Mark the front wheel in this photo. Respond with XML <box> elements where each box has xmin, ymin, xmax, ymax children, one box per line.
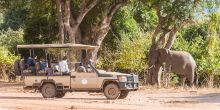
<box><xmin>104</xmin><ymin>83</ymin><xmax>121</xmax><ymax>100</ymax></box>
<box><xmin>118</xmin><ymin>90</ymin><xmax>129</xmax><ymax>99</ymax></box>
<box><xmin>41</xmin><ymin>83</ymin><xmax>57</xmax><ymax>98</ymax></box>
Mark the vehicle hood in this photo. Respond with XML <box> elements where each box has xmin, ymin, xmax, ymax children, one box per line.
<box><xmin>98</xmin><ymin>70</ymin><xmax>131</xmax><ymax>76</ymax></box>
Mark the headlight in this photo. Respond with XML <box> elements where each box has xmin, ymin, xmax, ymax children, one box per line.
<box><xmin>117</xmin><ymin>76</ymin><xmax>127</xmax><ymax>82</ymax></box>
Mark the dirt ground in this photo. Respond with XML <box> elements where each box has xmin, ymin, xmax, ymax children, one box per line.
<box><xmin>0</xmin><ymin>81</ymin><xmax>220</xmax><ymax>110</ymax></box>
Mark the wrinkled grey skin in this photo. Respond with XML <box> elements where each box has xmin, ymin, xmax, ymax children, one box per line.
<box><xmin>149</xmin><ymin>48</ymin><xmax>196</xmax><ymax>87</ymax></box>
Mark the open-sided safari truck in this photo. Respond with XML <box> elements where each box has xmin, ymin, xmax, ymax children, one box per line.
<box><xmin>14</xmin><ymin>43</ymin><xmax>139</xmax><ymax>99</ymax></box>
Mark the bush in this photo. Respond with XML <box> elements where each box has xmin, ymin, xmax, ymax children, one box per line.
<box><xmin>115</xmin><ymin>32</ymin><xmax>151</xmax><ymax>73</ymax></box>
<box><xmin>0</xmin><ymin>47</ymin><xmax>18</xmax><ymax>80</ymax></box>
<box><xmin>98</xmin><ymin>31</ymin><xmax>151</xmax><ymax>76</ymax></box>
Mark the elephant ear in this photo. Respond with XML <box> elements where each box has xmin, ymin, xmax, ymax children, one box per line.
<box><xmin>158</xmin><ymin>48</ymin><xmax>169</xmax><ymax>63</ymax></box>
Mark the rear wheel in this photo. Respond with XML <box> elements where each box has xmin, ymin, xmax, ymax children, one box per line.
<box><xmin>56</xmin><ymin>92</ymin><xmax>66</xmax><ymax>98</ymax></box>
<box><xmin>118</xmin><ymin>90</ymin><xmax>129</xmax><ymax>99</ymax></box>
<box><xmin>104</xmin><ymin>83</ymin><xmax>120</xmax><ymax>100</ymax></box>
<box><xmin>41</xmin><ymin>83</ymin><xmax>57</xmax><ymax>98</ymax></box>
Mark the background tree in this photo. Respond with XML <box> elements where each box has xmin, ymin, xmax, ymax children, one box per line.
<box><xmin>141</xmin><ymin>0</ymin><xmax>201</xmax><ymax>85</ymax></box>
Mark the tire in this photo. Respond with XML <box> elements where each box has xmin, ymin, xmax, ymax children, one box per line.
<box><xmin>56</xmin><ymin>92</ymin><xmax>66</xmax><ymax>98</ymax></box>
<box><xmin>41</xmin><ymin>83</ymin><xmax>57</xmax><ymax>98</ymax></box>
<box><xmin>118</xmin><ymin>90</ymin><xmax>129</xmax><ymax>99</ymax></box>
<box><xmin>104</xmin><ymin>83</ymin><xmax>121</xmax><ymax>100</ymax></box>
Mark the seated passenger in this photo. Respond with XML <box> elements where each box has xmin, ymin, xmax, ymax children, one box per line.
<box><xmin>27</xmin><ymin>57</ymin><xmax>35</xmax><ymax>67</ymax></box>
<box><xmin>39</xmin><ymin>57</ymin><xmax>47</xmax><ymax>70</ymax></box>
<box><xmin>58</xmin><ymin>56</ymin><xmax>70</xmax><ymax>75</ymax></box>
<box><xmin>45</xmin><ymin>65</ymin><xmax>53</xmax><ymax>75</ymax></box>
<box><xmin>76</xmin><ymin>63</ymin><xmax>86</xmax><ymax>72</ymax></box>
<box><xmin>27</xmin><ymin>57</ymin><xmax>36</xmax><ymax>74</ymax></box>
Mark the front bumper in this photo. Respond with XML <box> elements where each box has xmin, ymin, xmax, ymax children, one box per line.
<box><xmin>119</xmin><ymin>82</ymin><xmax>139</xmax><ymax>90</ymax></box>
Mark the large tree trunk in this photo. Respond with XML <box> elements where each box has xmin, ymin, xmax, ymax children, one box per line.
<box><xmin>146</xmin><ymin>1</ymin><xmax>198</xmax><ymax>87</ymax></box>
<box><xmin>88</xmin><ymin>0</ymin><xmax>130</xmax><ymax>63</ymax></box>
<box><xmin>56</xmin><ymin>0</ymin><xmax>64</xmax><ymax>43</ymax></box>
<box><xmin>55</xmin><ymin>0</ymin><xmax>129</xmax><ymax>63</ymax></box>
<box><xmin>91</xmin><ymin>25</ymin><xmax>110</xmax><ymax>63</ymax></box>
<box><xmin>165</xmin><ymin>27</ymin><xmax>177</xmax><ymax>49</ymax></box>
<box><xmin>56</xmin><ymin>0</ymin><xmax>98</xmax><ymax>43</ymax></box>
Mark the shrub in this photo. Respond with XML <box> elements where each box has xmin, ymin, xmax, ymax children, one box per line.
<box><xmin>0</xmin><ymin>47</ymin><xmax>18</xmax><ymax>80</ymax></box>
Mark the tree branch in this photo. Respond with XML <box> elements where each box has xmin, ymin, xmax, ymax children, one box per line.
<box><xmin>154</xmin><ymin>3</ymin><xmax>163</xmax><ymax>20</ymax></box>
<box><xmin>165</xmin><ymin>27</ymin><xmax>178</xmax><ymax>49</ymax></box>
<box><xmin>64</xmin><ymin>0</ymin><xmax>71</xmax><ymax>25</ymax></box>
<box><xmin>157</xmin><ymin>31</ymin><xmax>169</xmax><ymax>47</ymax></box>
<box><xmin>104</xmin><ymin>0</ymin><xmax>130</xmax><ymax>24</ymax></box>
<box><xmin>76</xmin><ymin>0</ymin><xmax>98</xmax><ymax>24</ymax></box>
<box><xmin>95</xmin><ymin>0</ymin><xmax>130</xmax><ymax>35</ymax></box>
<box><xmin>152</xmin><ymin>24</ymin><xmax>161</xmax><ymax>45</ymax></box>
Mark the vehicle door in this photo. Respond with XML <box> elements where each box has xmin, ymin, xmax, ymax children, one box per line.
<box><xmin>71</xmin><ymin>71</ymin><xmax>98</xmax><ymax>89</ymax></box>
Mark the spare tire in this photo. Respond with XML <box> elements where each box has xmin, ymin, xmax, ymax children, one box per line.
<box><xmin>14</xmin><ymin>59</ymin><xmax>21</xmax><ymax>75</ymax></box>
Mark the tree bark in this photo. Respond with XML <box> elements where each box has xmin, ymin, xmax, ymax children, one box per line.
<box><xmin>157</xmin><ymin>31</ymin><xmax>169</xmax><ymax>47</ymax></box>
<box><xmin>89</xmin><ymin>0</ymin><xmax>130</xmax><ymax>63</ymax></box>
<box><xmin>56</xmin><ymin>0</ymin><xmax>64</xmax><ymax>44</ymax></box>
<box><xmin>71</xmin><ymin>0</ymin><xmax>98</xmax><ymax>43</ymax></box>
<box><xmin>165</xmin><ymin>27</ymin><xmax>178</xmax><ymax>49</ymax></box>
<box><xmin>151</xmin><ymin>24</ymin><xmax>161</xmax><ymax>46</ymax></box>
<box><xmin>57</xmin><ymin>0</ymin><xmax>98</xmax><ymax>43</ymax></box>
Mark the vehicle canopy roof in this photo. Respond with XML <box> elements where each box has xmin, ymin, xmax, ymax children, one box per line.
<box><xmin>17</xmin><ymin>43</ymin><xmax>97</xmax><ymax>50</ymax></box>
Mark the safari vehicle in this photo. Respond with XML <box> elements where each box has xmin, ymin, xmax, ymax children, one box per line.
<box><xmin>14</xmin><ymin>43</ymin><xmax>139</xmax><ymax>100</ymax></box>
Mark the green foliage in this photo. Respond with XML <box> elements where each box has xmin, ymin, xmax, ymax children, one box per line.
<box><xmin>0</xmin><ymin>28</ymin><xmax>24</xmax><ymax>52</ymax></box>
<box><xmin>0</xmin><ymin>9</ymin><xmax>27</xmax><ymax>30</ymax></box>
<box><xmin>0</xmin><ymin>13</ymin><xmax>3</xmax><ymax>24</ymax></box>
<box><xmin>111</xmin><ymin>6</ymin><xmax>139</xmax><ymax>38</ymax></box>
<box><xmin>96</xmin><ymin>45</ymin><xmax>120</xmax><ymax>71</ymax></box>
<box><xmin>0</xmin><ymin>47</ymin><xmax>17</xmax><ymax>67</ymax></box>
<box><xmin>23</xmin><ymin>0</ymin><xmax>58</xmax><ymax>44</ymax></box>
<box><xmin>173</xmin><ymin>12</ymin><xmax>220</xmax><ymax>86</ymax></box>
<box><xmin>180</xmin><ymin>23</ymin><xmax>208</xmax><ymax>42</ymax></box>
<box><xmin>97</xmin><ymin>3</ymin><xmax>150</xmax><ymax>73</ymax></box>
<box><xmin>116</xmin><ymin>32</ymin><xmax>151</xmax><ymax>73</ymax></box>
<box><xmin>98</xmin><ymin>31</ymin><xmax>151</xmax><ymax>74</ymax></box>
<box><xmin>100</xmin><ymin>4</ymin><xmax>141</xmax><ymax>52</ymax></box>
<box><xmin>132</xmin><ymin>2</ymin><xmax>157</xmax><ymax>32</ymax></box>
<box><xmin>200</xmin><ymin>12</ymin><xmax>220</xmax><ymax>76</ymax></box>
<box><xmin>0</xmin><ymin>47</ymin><xmax>18</xmax><ymax>80</ymax></box>
<box><xmin>0</xmin><ymin>0</ymin><xmax>30</xmax><ymax>30</ymax></box>
<box><xmin>142</xmin><ymin>0</ymin><xmax>198</xmax><ymax>29</ymax></box>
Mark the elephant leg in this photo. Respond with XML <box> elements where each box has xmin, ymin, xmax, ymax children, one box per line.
<box><xmin>179</xmin><ymin>76</ymin><xmax>186</xmax><ymax>87</ymax></box>
<box><xmin>156</xmin><ymin>67</ymin><xmax>162</xmax><ymax>88</ymax></box>
<box><xmin>148</xmin><ymin>68</ymin><xmax>156</xmax><ymax>85</ymax></box>
<box><xmin>186</xmin><ymin>73</ymin><xmax>194</xmax><ymax>87</ymax></box>
<box><xmin>185</xmin><ymin>66</ymin><xmax>195</xmax><ymax>87</ymax></box>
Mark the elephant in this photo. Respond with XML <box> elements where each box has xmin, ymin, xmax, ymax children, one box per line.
<box><xmin>148</xmin><ymin>48</ymin><xmax>196</xmax><ymax>87</ymax></box>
